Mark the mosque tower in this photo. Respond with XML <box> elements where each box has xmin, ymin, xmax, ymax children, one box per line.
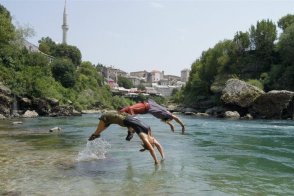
<box><xmin>62</xmin><ymin>0</ymin><xmax>69</xmax><ymax>44</ymax></box>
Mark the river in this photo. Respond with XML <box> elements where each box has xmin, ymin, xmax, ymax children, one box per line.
<box><xmin>0</xmin><ymin>114</ymin><xmax>293</xmax><ymax>195</ymax></box>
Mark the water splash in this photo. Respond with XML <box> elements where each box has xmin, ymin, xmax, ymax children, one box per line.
<box><xmin>76</xmin><ymin>139</ymin><xmax>111</xmax><ymax>162</ymax></box>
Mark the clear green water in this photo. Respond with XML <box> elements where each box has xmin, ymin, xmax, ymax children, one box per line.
<box><xmin>0</xmin><ymin>114</ymin><xmax>293</xmax><ymax>195</ymax></box>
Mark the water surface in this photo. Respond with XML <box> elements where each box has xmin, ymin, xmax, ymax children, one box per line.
<box><xmin>0</xmin><ymin>114</ymin><xmax>293</xmax><ymax>195</ymax></box>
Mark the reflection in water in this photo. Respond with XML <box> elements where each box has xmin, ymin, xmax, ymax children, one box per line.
<box><xmin>0</xmin><ymin>115</ymin><xmax>293</xmax><ymax>195</ymax></box>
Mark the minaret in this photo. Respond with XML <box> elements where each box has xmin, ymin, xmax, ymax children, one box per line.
<box><xmin>62</xmin><ymin>0</ymin><xmax>69</xmax><ymax>44</ymax></box>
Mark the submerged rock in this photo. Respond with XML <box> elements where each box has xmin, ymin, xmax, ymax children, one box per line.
<box><xmin>195</xmin><ymin>112</ymin><xmax>210</xmax><ymax>117</ymax></box>
<box><xmin>240</xmin><ymin>113</ymin><xmax>253</xmax><ymax>120</ymax></box>
<box><xmin>12</xmin><ymin>121</ymin><xmax>23</xmax><ymax>124</ymax></box>
<box><xmin>0</xmin><ymin>114</ymin><xmax>6</xmax><ymax>119</ymax></box>
<box><xmin>49</xmin><ymin>127</ymin><xmax>62</xmax><ymax>132</ymax></box>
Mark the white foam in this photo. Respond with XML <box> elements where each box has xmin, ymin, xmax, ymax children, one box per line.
<box><xmin>76</xmin><ymin>139</ymin><xmax>111</xmax><ymax>162</ymax></box>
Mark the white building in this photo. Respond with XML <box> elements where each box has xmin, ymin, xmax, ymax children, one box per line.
<box><xmin>148</xmin><ymin>70</ymin><xmax>163</xmax><ymax>83</ymax></box>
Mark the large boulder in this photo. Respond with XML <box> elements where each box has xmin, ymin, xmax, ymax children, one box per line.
<box><xmin>23</xmin><ymin>110</ymin><xmax>39</xmax><ymax>118</ymax></box>
<box><xmin>250</xmin><ymin>90</ymin><xmax>294</xmax><ymax>119</ymax></box>
<box><xmin>224</xmin><ymin>111</ymin><xmax>240</xmax><ymax>119</ymax></box>
<box><xmin>221</xmin><ymin>79</ymin><xmax>264</xmax><ymax>108</ymax></box>
<box><xmin>0</xmin><ymin>83</ymin><xmax>12</xmax><ymax>117</ymax></box>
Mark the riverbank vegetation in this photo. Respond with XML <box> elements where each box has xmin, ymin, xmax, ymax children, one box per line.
<box><xmin>173</xmin><ymin>14</ymin><xmax>294</xmax><ymax>108</ymax></box>
<box><xmin>0</xmin><ymin>4</ymin><xmax>134</xmax><ymax>111</ymax></box>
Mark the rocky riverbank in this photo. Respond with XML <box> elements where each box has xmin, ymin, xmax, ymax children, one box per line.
<box><xmin>0</xmin><ymin>82</ymin><xmax>81</xmax><ymax>119</ymax></box>
<box><xmin>1</xmin><ymin>79</ymin><xmax>294</xmax><ymax>120</ymax></box>
<box><xmin>168</xmin><ymin>79</ymin><xmax>294</xmax><ymax>120</ymax></box>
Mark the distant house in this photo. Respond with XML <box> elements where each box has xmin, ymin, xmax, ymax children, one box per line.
<box><xmin>102</xmin><ymin>66</ymin><xmax>127</xmax><ymax>82</ymax></box>
<box><xmin>163</xmin><ymin>74</ymin><xmax>181</xmax><ymax>85</ymax></box>
<box><xmin>130</xmin><ymin>70</ymin><xmax>148</xmax><ymax>82</ymax></box>
<box><xmin>106</xmin><ymin>78</ymin><xmax>118</xmax><ymax>88</ymax></box>
<box><xmin>147</xmin><ymin>70</ymin><xmax>163</xmax><ymax>83</ymax></box>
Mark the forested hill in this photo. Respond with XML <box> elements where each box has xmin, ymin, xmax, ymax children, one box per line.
<box><xmin>173</xmin><ymin>14</ymin><xmax>294</xmax><ymax>109</ymax></box>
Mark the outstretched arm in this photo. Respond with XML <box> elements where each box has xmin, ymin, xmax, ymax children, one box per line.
<box><xmin>172</xmin><ymin>114</ymin><xmax>185</xmax><ymax>134</ymax></box>
<box><xmin>88</xmin><ymin>120</ymin><xmax>107</xmax><ymax>141</ymax></box>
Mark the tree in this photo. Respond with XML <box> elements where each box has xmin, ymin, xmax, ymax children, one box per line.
<box><xmin>275</xmin><ymin>23</ymin><xmax>294</xmax><ymax>90</ymax></box>
<box><xmin>75</xmin><ymin>61</ymin><xmax>103</xmax><ymax>91</ymax></box>
<box><xmin>38</xmin><ymin>37</ymin><xmax>57</xmax><ymax>55</ymax></box>
<box><xmin>25</xmin><ymin>52</ymin><xmax>50</xmax><ymax>67</ymax></box>
<box><xmin>0</xmin><ymin>4</ymin><xmax>15</xmax><ymax>46</ymax></box>
<box><xmin>117</xmin><ymin>76</ymin><xmax>133</xmax><ymax>89</ymax></box>
<box><xmin>137</xmin><ymin>83</ymin><xmax>146</xmax><ymax>91</ymax></box>
<box><xmin>249</xmin><ymin>19</ymin><xmax>277</xmax><ymax>73</ymax></box>
<box><xmin>278</xmin><ymin>14</ymin><xmax>294</xmax><ymax>31</ymax></box>
<box><xmin>54</xmin><ymin>44</ymin><xmax>82</xmax><ymax>66</ymax></box>
<box><xmin>51</xmin><ymin>58</ymin><xmax>76</xmax><ymax>88</ymax></box>
<box><xmin>278</xmin><ymin>24</ymin><xmax>294</xmax><ymax>65</ymax></box>
<box><xmin>249</xmin><ymin>19</ymin><xmax>277</xmax><ymax>52</ymax></box>
<box><xmin>233</xmin><ymin>31</ymin><xmax>250</xmax><ymax>54</ymax></box>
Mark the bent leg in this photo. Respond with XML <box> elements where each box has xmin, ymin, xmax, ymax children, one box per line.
<box><xmin>166</xmin><ymin>121</ymin><xmax>175</xmax><ymax>132</ymax></box>
<box><xmin>139</xmin><ymin>133</ymin><xmax>159</xmax><ymax>164</ymax></box>
<box><xmin>153</xmin><ymin>138</ymin><xmax>165</xmax><ymax>160</ymax></box>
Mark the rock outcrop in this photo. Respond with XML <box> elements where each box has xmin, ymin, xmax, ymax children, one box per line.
<box><xmin>250</xmin><ymin>90</ymin><xmax>294</xmax><ymax>119</ymax></box>
<box><xmin>0</xmin><ymin>83</ymin><xmax>12</xmax><ymax>117</ymax></box>
<box><xmin>221</xmin><ymin>79</ymin><xmax>264</xmax><ymax>108</ymax></box>
<box><xmin>0</xmin><ymin>83</ymin><xmax>81</xmax><ymax>118</ymax></box>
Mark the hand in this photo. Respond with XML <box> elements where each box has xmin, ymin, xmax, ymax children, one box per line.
<box><xmin>88</xmin><ymin>134</ymin><xmax>100</xmax><ymax>141</ymax></box>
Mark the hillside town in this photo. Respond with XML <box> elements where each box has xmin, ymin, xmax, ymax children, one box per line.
<box><xmin>102</xmin><ymin>66</ymin><xmax>190</xmax><ymax>97</ymax></box>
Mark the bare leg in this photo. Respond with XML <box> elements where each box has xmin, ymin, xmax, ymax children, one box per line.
<box><xmin>139</xmin><ymin>133</ymin><xmax>159</xmax><ymax>164</ymax></box>
<box><xmin>153</xmin><ymin>138</ymin><xmax>165</xmax><ymax>160</ymax></box>
<box><xmin>166</xmin><ymin>121</ymin><xmax>175</xmax><ymax>132</ymax></box>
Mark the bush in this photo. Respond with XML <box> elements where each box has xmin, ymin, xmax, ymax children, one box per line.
<box><xmin>247</xmin><ymin>79</ymin><xmax>264</xmax><ymax>90</ymax></box>
<box><xmin>51</xmin><ymin>58</ymin><xmax>76</xmax><ymax>88</ymax></box>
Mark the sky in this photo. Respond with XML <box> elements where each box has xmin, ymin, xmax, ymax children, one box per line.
<box><xmin>2</xmin><ymin>0</ymin><xmax>294</xmax><ymax>76</ymax></box>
